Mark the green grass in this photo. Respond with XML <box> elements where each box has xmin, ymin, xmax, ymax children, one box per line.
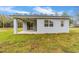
<box><xmin>0</xmin><ymin>28</ymin><xmax>79</xmax><ymax>53</ymax></box>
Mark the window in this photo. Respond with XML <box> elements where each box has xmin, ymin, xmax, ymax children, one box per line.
<box><xmin>44</xmin><ymin>20</ymin><xmax>53</xmax><ymax>27</ymax></box>
<box><xmin>44</xmin><ymin>20</ymin><xmax>48</xmax><ymax>27</ymax></box>
<box><xmin>61</xmin><ymin>20</ymin><xmax>64</xmax><ymax>27</ymax></box>
<box><xmin>49</xmin><ymin>21</ymin><xmax>53</xmax><ymax>27</ymax></box>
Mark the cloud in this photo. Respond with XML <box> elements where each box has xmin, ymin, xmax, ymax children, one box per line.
<box><xmin>33</xmin><ymin>7</ymin><xmax>63</xmax><ymax>16</ymax></box>
<box><xmin>0</xmin><ymin>6</ymin><xmax>64</xmax><ymax>16</ymax></box>
<box><xmin>0</xmin><ymin>6</ymin><xmax>30</xmax><ymax>14</ymax></box>
<box><xmin>58</xmin><ymin>11</ymin><xmax>63</xmax><ymax>16</ymax></box>
<box><xmin>33</xmin><ymin>7</ymin><xmax>55</xmax><ymax>15</ymax></box>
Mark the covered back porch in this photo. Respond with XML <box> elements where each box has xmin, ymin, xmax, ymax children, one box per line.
<box><xmin>13</xmin><ymin>18</ymin><xmax>38</xmax><ymax>34</ymax></box>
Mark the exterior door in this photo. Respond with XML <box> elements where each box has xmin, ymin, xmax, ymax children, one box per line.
<box><xmin>27</xmin><ymin>22</ymin><xmax>34</xmax><ymax>30</ymax></box>
<box><xmin>27</xmin><ymin>20</ymin><xmax>37</xmax><ymax>31</ymax></box>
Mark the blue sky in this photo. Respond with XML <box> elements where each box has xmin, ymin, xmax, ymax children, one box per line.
<box><xmin>0</xmin><ymin>6</ymin><xmax>78</xmax><ymax>16</ymax></box>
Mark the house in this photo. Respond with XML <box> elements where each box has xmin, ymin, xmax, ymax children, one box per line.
<box><xmin>12</xmin><ymin>15</ymin><xmax>69</xmax><ymax>34</ymax></box>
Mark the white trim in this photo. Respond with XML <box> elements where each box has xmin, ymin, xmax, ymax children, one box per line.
<box><xmin>23</xmin><ymin>21</ymin><xmax>27</xmax><ymax>31</ymax></box>
<box><xmin>14</xmin><ymin>19</ymin><xmax>18</xmax><ymax>34</ymax></box>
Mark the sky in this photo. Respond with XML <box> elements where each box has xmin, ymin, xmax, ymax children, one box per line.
<box><xmin>0</xmin><ymin>6</ymin><xmax>78</xmax><ymax>16</ymax></box>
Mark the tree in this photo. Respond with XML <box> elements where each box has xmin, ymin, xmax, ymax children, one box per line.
<box><xmin>62</xmin><ymin>12</ymin><xmax>73</xmax><ymax>24</ymax></box>
<box><xmin>0</xmin><ymin>15</ymin><xmax>6</xmax><ymax>28</ymax></box>
<box><xmin>62</xmin><ymin>12</ymin><xmax>69</xmax><ymax>16</ymax></box>
<box><xmin>0</xmin><ymin>15</ymin><xmax>13</xmax><ymax>28</ymax></box>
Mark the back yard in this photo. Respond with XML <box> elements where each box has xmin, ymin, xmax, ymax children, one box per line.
<box><xmin>0</xmin><ymin>28</ymin><xmax>79</xmax><ymax>53</ymax></box>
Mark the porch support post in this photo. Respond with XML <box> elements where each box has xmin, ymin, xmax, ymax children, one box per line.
<box><xmin>23</xmin><ymin>21</ymin><xmax>27</xmax><ymax>32</ymax></box>
<box><xmin>13</xmin><ymin>19</ymin><xmax>18</xmax><ymax>34</ymax></box>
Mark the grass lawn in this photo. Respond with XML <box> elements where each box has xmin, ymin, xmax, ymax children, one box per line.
<box><xmin>0</xmin><ymin>28</ymin><xmax>79</xmax><ymax>53</ymax></box>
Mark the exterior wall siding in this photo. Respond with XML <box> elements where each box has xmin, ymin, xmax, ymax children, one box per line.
<box><xmin>37</xmin><ymin>19</ymin><xmax>69</xmax><ymax>33</ymax></box>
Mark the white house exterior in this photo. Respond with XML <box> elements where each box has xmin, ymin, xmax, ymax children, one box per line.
<box><xmin>13</xmin><ymin>15</ymin><xmax>69</xmax><ymax>34</ymax></box>
<box><xmin>37</xmin><ymin>19</ymin><xmax>69</xmax><ymax>33</ymax></box>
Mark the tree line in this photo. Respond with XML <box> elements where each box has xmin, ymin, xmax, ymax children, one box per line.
<box><xmin>0</xmin><ymin>12</ymin><xmax>78</xmax><ymax>28</ymax></box>
<box><xmin>0</xmin><ymin>15</ymin><xmax>23</xmax><ymax>28</ymax></box>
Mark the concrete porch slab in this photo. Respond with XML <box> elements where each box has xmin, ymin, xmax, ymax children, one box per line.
<box><xmin>16</xmin><ymin>31</ymin><xmax>42</xmax><ymax>34</ymax></box>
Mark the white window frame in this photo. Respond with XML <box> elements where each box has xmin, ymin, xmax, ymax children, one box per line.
<box><xmin>44</xmin><ymin>20</ymin><xmax>53</xmax><ymax>27</ymax></box>
<box><xmin>61</xmin><ymin>20</ymin><xmax>64</xmax><ymax>27</ymax></box>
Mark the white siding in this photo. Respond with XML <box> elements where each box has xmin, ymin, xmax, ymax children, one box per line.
<box><xmin>37</xmin><ymin>19</ymin><xmax>69</xmax><ymax>33</ymax></box>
